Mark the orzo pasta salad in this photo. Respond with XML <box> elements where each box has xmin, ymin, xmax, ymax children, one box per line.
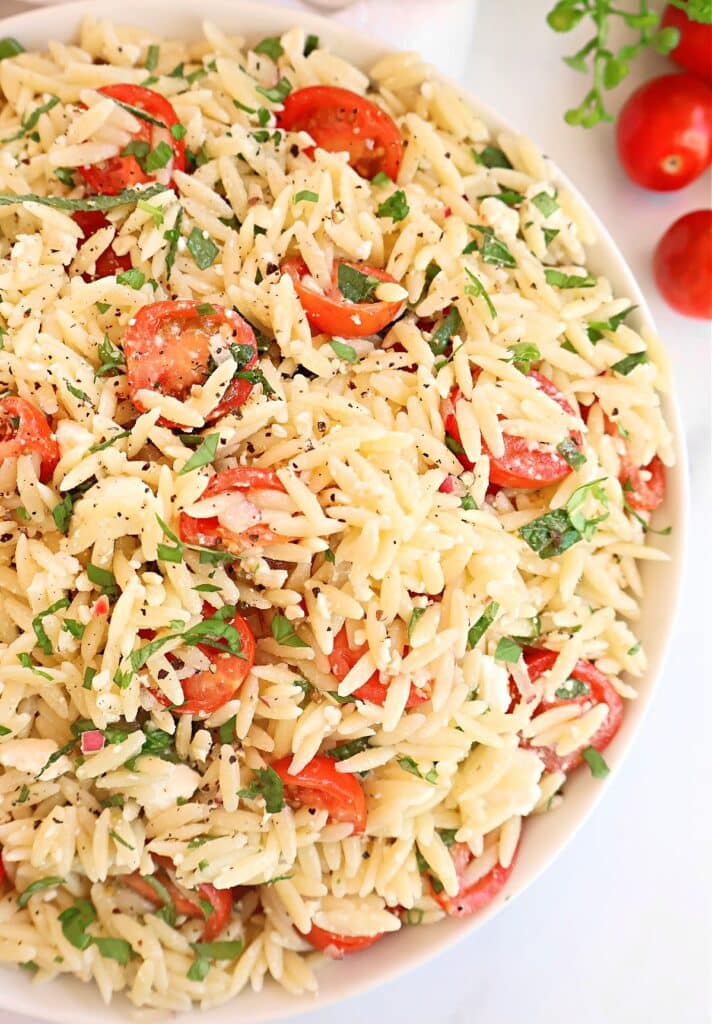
<box><xmin>0</xmin><ymin>15</ymin><xmax>674</xmax><ymax>1011</ymax></box>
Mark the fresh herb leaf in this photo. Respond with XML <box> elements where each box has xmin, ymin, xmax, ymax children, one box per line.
<box><xmin>89</xmin><ymin>430</ymin><xmax>131</xmax><ymax>453</ymax></box>
<box><xmin>218</xmin><ymin>715</ymin><xmax>236</xmax><ymax>744</ymax></box>
<box><xmin>109</xmin><ymin>829</ymin><xmax>134</xmax><ymax>851</ymax></box>
<box><xmin>567</xmin><ymin>477</ymin><xmax>609</xmax><ymax>538</ymax></box>
<box><xmin>555</xmin><ymin>678</ymin><xmax>590</xmax><ymax>699</ymax></box>
<box><xmin>92</xmin><ymin>937</ymin><xmax>133</xmax><ymax>964</ymax></box>
<box><xmin>95</xmin><ymin>334</ymin><xmax>126</xmax><ymax>378</ymax></box>
<box><xmin>429</xmin><ymin>307</ymin><xmax>462</xmax><ymax>357</ymax></box>
<box><xmin>491</xmin><ymin>189</ymin><xmax>525</xmax><ymax>206</ymax></box>
<box><xmin>324</xmin><ymin>548</ymin><xmax>336</xmax><ymax>564</ymax></box>
<box><xmin>187</xmin><ymin>955</ymin><xmax>211</xmax><ymax>981</ymax></box>
<box><xmin>304</xmin><ymin>33</ymin><xmax>320</xmax><ymax>57</ymax></box>
<box><xmin>116</xmin><ymin>268</ymin><xmax>145</xmax><ymax>290</ymax></box>
<box><xmin>18</xmin><ymin>653</ymin><xmax>52</xmax><ymax>679</ymax></box>
<box><xmin>464</xmin><ymin>268</ymin><xmax>497</xmax><ymax>319</ymax></box>
<box><xmin>187</xmin><ymin>227</ymin><xmax>218</xmax><ymax>270</ymax></box>
<box><xmin>111</xmin><ymin>98</ymin><xmax>166</xmax><ymax>129</ymax></box>
<box><xmin>467</xmin><ymin>601</ymin><xmax>499</xmax><ymax>649</ymax></box>
<box><xmin>137</xmin><ymin>199</ymin><xmax>164</xmax><ymax>225</ymax></box>
<box><xmin>164</xmin><ymin>206</ymin><xmax>184</xmax><ymax>278</ymax></box>
<box><xmin>397</xmin><ymin>755</ymin><xmax>437</xmax><ymax>784</ymax></box>
<box><xmin>17</xmin><ymin>784</ymin><xmax>30</xmax><ymax>803</ymax></box>
<box><xmin>0</xmin><ymin>182</ymin><xmax>168</xmax><ymax>213</ymax></box>
<box><xmin>494</xmin><ymin>637</ymin><xmax>522</xmax><ymax>663</ymax></box>
<box><xmin>557</xmin><ymin>437</ymin><xmax>586</xmax><ymax>469</ymax></box>
<box><xmin>0</xmin><ymin>38</ymin><xmax>25</xmax><ymax>61</ymax></box>
<box><xmin>371</xmin><ymin>171</ymin><xmax>392</xmax><ymax>187</ymax></box>
<box><xmin>87</xmin><ymin>563</ymin><xmax>118</xmax><ymax>598</ymax></box>
<box><xmin>54</xmin><ymin>166</ymin><xmax>76</xmax><ymax>188</ymax></box>
<box><xmin>254</xmin><ymin>36</ymin><xmax>284</xmax><ymax>61</ymax></box>
<box><xmin>83</xmin><ymin>667</ymin><xmax>97</xmax><ymax>690</ymax></box>
<box><xmin>238</xmin><ymin>767</ymin><xmax>284</xmax><ymax>813</ymax></box>
<box><xmin>376</xmin><ymin>190</ymin><xmax>409</xmax><ymax>222</ymax></box>
<box><xmin>544</xmin><ymin>268</ymin><xmax>596</xmax><ymax>289</ymax></box>
<box><xmin>543</xmin><ymin>227</ymin><xmax>560</xmax><ymax>246</ymax></box>
<box><xmin>17</xmin><ymin>876</ymin><xmax>64</xmax><ymax>909</ymax></box>
<box><xmin>36</xmin><ymin>738</ymin><xmax>76</xmax><ymax>778</ymax></box>
<box><xmin>474</xmin><ymin>145</ymin><xmax>512</xmax><ymax>169</ymax></box>
<box><xmin>178</xmin><ymin>433</ymin><xmax>220</xmax><ymax>475</ymax></box>
<box><xmin>170</xmin><ymin>122</ymin><xmax>187</xmax><ymax>140</ymax></box>
<box><xmin>293</xmin><ymin>190</ymin><xmax>318</xmax><ymax>204</ymax></box>
<box><xmin>611</xmin><ymin>350</ymin><xmax>648</xmax><ymax>375</ymax></box>
<box><xmin>329</xmin><ymin>339</ymin><xmax>359</xmax><ymax>363</ymax></box>
<box><xmin>233</xmin><ymin>366</ymin><xmax>276</xmax><ymax>396</ymax></box>
<box><xmin>337</xmin><ymin>263</ymin><xmax>381</xmax><ymax>303</ymax></box>
<box><xmin>506</xmin><ymin>341</ymin><xmax>540</xmax><ymax>374</ymax></box>
<box><xmin>145</xmin><ymin>141</ymin><xmax>173</xmax><ymax>173</ymax></box>
<box><xmin>519</xmin><ymin>508</ymin><xmax>582</xmax><ymax>559</ymax></box>
<box><xmin>256</xmin><ymin>77</ymin><xmax>292</xmax><ymax>103</ymax></box>
<box><xmin>32</xmin><ymin>598</ymin><xmax>70</xmax><ymax>655</ymax></box>
<box><xmin>408</xmin><ymin>607</ymin><xmax>426</xmax><ymax>641</ymax></box>
<box><xmin>622</xmin><ymin>495</ymin><xmax>672</xmax><ymax>536</ymax></box>
<box><xmin>58</xmin><ymin>899</ymin><xmax>95</xmax><ymax>950</ymax></box>
<box><xmin>531</xmin><ymin>192</ymin><xmax>558</xmax><ymax>217</ymax></box>
<box><xmin>586</xmin><ymin>305</ymin><xmax>637</xmax><ymax>342</ymax></box>
<box><xmin>145</xmin><ymin>44</ymin><xmax>159</xmax><ymax>71</ymax></box>
<box><xmin>326</xmin><ymin>736</ymin><xmax>372</xmax><ymax>761</ymax></box>
<box><xmin>270</xmin><ymin>614</ymin><xmax>309</xmax><ymax>648</ymax></box>
<box><xmin>2</xmin><ymin>95</ymin><xmax>59</xmax><ymax>144</ymax></box>
<box><xmin>62</xmin><ymin>619</ymin><xmax>85</xmax><ymax>640</ymax></box>
<box><xmin>467</xmin><ymin>225</ymin><xmax>516</xmax><ymax>268</ymax></box>
<box><xmin>461</xmin><ymin>494</ymin><xmax>477</xmax><ymax>511</ymax></box>
<box><xmin>66</xmin><ymin>382</ymin><xmax>90</xmax><ymax>402</ymax></box>
<box><xmin>582</xmin><ymin>746</ymin><xmax>609</xmax><ymax>778</ymax></box>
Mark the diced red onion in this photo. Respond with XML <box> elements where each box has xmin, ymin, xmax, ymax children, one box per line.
<box><xmin>80</xmin><ymin>730</ymin><xmax>105</xmax><ymax>754</ymax></box>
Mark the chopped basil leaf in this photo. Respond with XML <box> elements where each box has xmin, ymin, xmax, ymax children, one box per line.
<box><xmin>371</xmin><ymin>171</ymin><xmax>392</xmax><ymax>187</ymax></box>
<box><xmin>255</xmin><ymin>36</ymin><xmax>283</xmax><ymax>61</ymax></box>
<box><xmin>428</xmin><ymin>307</ymin><xmax>462</xmax><ymax>357</ymax></box>
<box><xmin>467</xmin><ymin>225</ymin><xmax>516</xmax><ymax>268</ymax></box>
<box><xmin>17</xmin><ymin>876</ymin><xmax>64</xmax><ymax>909</ymax></box>
<box><xmin>293</xmin><ymin>189</ymin><xmax>318</xmax><ymax>204</ymax></box>
<box><xmin>89</xmin><ymin>430</ymin><xmax>131</xmax><ymax>453</ymax></box>
<box><xmin>467</xmin><ymin>601</ymin><xmax>499</xmax><ymax>649</ymax></box>
<box><xmin>2</xmin><ymin>95</ymin><xmax>60</xmax><ymax>145</ymax></box>
<box><xmin>18</xmin><ymin>653</ymin><xmax>52</xmax><ymax>680</ymax></box>
<box><xmin>506</xmin><ymin>341</ymin><xmax>540</xmax><ymax>374</ymax></box>
<box><xmin>17</xmin><ymin>784</ymin><xmax>30</xmax><ymax>803</ymax></box>
<box><xmin>491</xmin><ymin>189</ymin><xmax>524</xmax><ymax>206</ymax></box>
<box><xmin>66</xmin><ymin>382</ymin><xmax>90</xmax><ymax>403</ymax></box>
<box><xmin>542</xmin><ymin>227</ymin><xmax>560</xmax><ymax>246</ymax></box>
<box><xmin>233</xmin><ymin>366</ymin><xmax>276</xmax><ymax>396</ymax></box>
<box><xmin>187</xmin><ymin>227</ymin><xmax>218</xmax><ymax>270</ymax></box>
<box><xmin>238</xmin><ymin>766</ymin><xmax>284</xmax><ymax>813</ymax></box>
<box><xmin>92</xmin><ymin>937</ymin><xmax>133</xmax><ymax>964</ymax></box>
<box><xmin>567</xmin><ymin>477</ymin><xmax>609</xmax><ymax>538</ymax></box>
<box><xmin>464</xmin><ymin>267</ymin><xmax>497</xmax><ymax>319</ymax></box>
<box><xmin>554</xmin><ymin>678</ymin><xmax>590</xmax><ymax>699</ymax></box>
<box><xmin>0</xmin><ymin>182</ymin><xmax>168</xmax><ymax>212</ymax></box>
<box><xmin>32</xmin><ymin>598</ymin><xmax>70</xmax><ymax>655</ymax></box>
<box><xmin>531</xmin><ymin>192</ymin><xmax>558</xmax><ymax>217</ymax></box>
<box><xmin>561</xmin><ymin>338</ymin><xmax>577</xmax><ymax>354</ymax></box>
<box><xmin>116</xmin><ymin>268</ymin><xmax>145</xmax><ymax>290</ymax></box>
<box><xmin>474</xmin><ymin>145</ymin><xmax>512</xmax><ymax>169</ymax></box>
<box><xmin>0</xmin><ymin>38</ymin><xmax>25</xmax><ymax>61</ymax></box>
<box><xmin>62</xmin><ymin>619</ymin><xmax>85</xmax><ymax>640</ymax></box>
<box><xmin>376</xmin><ymin>190</ymin><xmax>409</xmax><ymax>222</ymax></box>
<box><xmin>494</xmin><ymin>637</ymin><xmax>522</xmax><ymax>663</ymax></box>
<box><xmin>145</xmin><ymin>44</ymin><xmax>159</xmax><ymax>71</ymax></box>
<box><xmin>58</xmin><ymin>899</ymin><xmax>95</xmax><ymax>950</ymax></box>
<box><xmin>122</xmin><ymin>139</ymin><xmax>150</xmax><ymax>167</ymax></box>
<box><xmin>218</xmin><ymin>715</ymin><xmax>236</xmax><ymax>743</ymax></box>
<box><xmin>137</xmin><ymin>199</ymin><xmax>164</xmax><ymax>225</ymax></box>
<box><xmin>95</xmin><ymin>334</ymin><xmax>126</xmax><ymax>378</ymax></box>
<box><xmin>145</xmin><ymin>141</ymin><xmax>173</xmax><ymax>173</ymax></box>
<box><xmin>544</xmin><ymin>268</ymin><xmax>597</xmax><ymax>289</ymax></box>
<box><xmin>256</xmin><ymin>77</ymin><xmax>292</xmax><ymax>104</ymax></box>
<box><xmin>170</xmin><ymin>122</ymin><xmax>187</xmax><ymax>140</ymax></box>
<box><xmin>109</xmin><ymin>829</ymin><xmax>134</xmax><ymax>851</ymax></box>
<box><xmin>178</xmin><ymin>433</ymin><xmax>220</xmax><ymax>475</ymax></box>
<box><xmin>83</xmin><ymin>667</ymin><xmax>97</xmax><ymax>690</ymax></box>
<box><xmin>15</xmin><ymin>506</ymin><xmax>30</xmax><ymax>521</ymax></box>
<box><xmin>408</xmin><ymin>607</ymin><xmax>426</xmax><ymax>641</ymax></box>
<box><xmin>324</xmin><ymin>548</ymin><xmax>336</xmax><ymax>564</ymax></box>
<box><xmin>582</xmin><ymin>746</ymin><xmax>609</xmax><ymax>778</ymax></box>
<box><xmin>36</xmin><ymin>738</ymin><xmax>76</xmax><ymax>778</ymax></box>
<box><xmin>54</xmin><ymin>167</ymin><xmax>75</xmax><ymax>189</ymax></box>
<box><xmin>445</xmin><ymin>434</ymin><xmax>466</xmax><ymax>456</ymax></box>
<box><xmin>164</xmin><ymin>206</ymin><xmax>184</xmax><ymax>278</ymax></box>
<box><xmin>587</xmin><ymin>305</ymin><xmax>637</xmax><ymax>342</ymax></box>
<box><xmin>111</xmin><ymin>97</ymin><xmax>166</xmax><ymax>129</ymax></box>
<box><xmin>461</xmin><ymin>494</ymin><xmax>477</xmax><ymax>510</ymax></box>
<box><xmin>327</xmin><ymin>736</ymin><xmax>372</xmax><ymax>761</ymax></box>
<box><xmin>337</xmin><ymin>263</ymin><xmax>381</xmax><ymax>303</ymax></box>
<box><xmin>129</xmin><ymin>633</ymin><xmax>175</xmax><ymax>671</ymax></box>
<box><xmin>303</xmin><ymin>33</ymin><xmax>320</xmax><ymax>57</ymax></box>
<box><xmin>627</xmin><ymin>643</ymin><xmax>641</xmax><ymax>656</ymax></box>
<box><xmin>622</xmin><ymin>495</ymin><xmax>672</xmax><ymax>536</ymax></box>
<box><xmin>87</xmin><ymin>563</ymin><xmax>119</xmax><ymax>598</ymax></box>
<box><xmin>270</xmin><ymin>614</ymin><xmax>309</xmax><ymax>648</ymax></box>
<box><xmin>397</xmin><ymin>755</ymin><xmax>437</xmax><ymax>784</ymax></box>
<box><xmin>557</xmin><ymin>437</ymin><xmax>586</xmax><ymax>469</ymax></box>
<box><xmin>187</xmin><ymin>955</ymin><xmax>211</xmax><ymax>981</ymax></box>
<box><xmin>439</xmin><ymin>828</ymin><xmax>459</xmax><ymax>847</ymax></box>
<box><xmin>329</xmin><ymin>339</ymin><xmax>359</xmax><ymax>363</ymax></box>
<box><xmin>611</xmin><ymin>350</ymin><xmax>648</xmax><ymax>375</ymax></box>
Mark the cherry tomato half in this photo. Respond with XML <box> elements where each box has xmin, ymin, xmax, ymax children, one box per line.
<box><xmin>179</xmin><ymin>467</ymin><xmax>286</xmax><ymax>551</ymax></box>
<box><xmin>512</xmin><ymin>647</ymin><xmax>624</xmax><ymax>774</ymax></box>
<box><xmin>123</xmin><ymin>301</ymin><xmax>258</xmax><ymax>425</ymax></box>
<box><xmin>620</xmin><ymin>454</ymin><xmax>666</xmax><ymax>512</ymax></box>
<box><xmin>431</xmin><ymin>841</ymin><xmax>518</xmax><ymax>918</ymax></box>
<box><xmin>443</xmin><ymin>371</ymin><xmax>581</xmax><ymax>489</ymax></box>
<box><xmin>277</xmin><ymin>85</ymin><xmax>403</xmax><ymax>180</ymax></box>
<box><xmin>272</xmin><ymin>755</ymin><xmax>368</xmax><ymax>834</ymax></box>
<box><xmin>661</xmin><ymin>4</ymin><xmax>712</xmax><ymax>82</ymax></box>
<box><xmin>654</xmin><ymin>209</ymin><xmax>712</xmax><ymax>319</ymax></box>
<box><xmin>302</xmin><ymin>922</ymin><xmax>385</xmax><ymax>958</ymax></box>
<box><xmin>153</xmin><ymin>603</ymin><xmax>256</xmax><ymax>716</ymax></box>
<box><xmin>79</xmin><ymin>84</ymin><xmax>186</xmax><ymax>195</ymax></box>
<box><xmin>122</xmin><ymin>856</ymin><xmax>233</xmax><ymax>941</ymax></box>
<box><xmin>72</xmin><ymin>210</ymin><xmax>132</xmax><ymax>282</ymax></box>
<box><xmin>282</xmin><ymin>256</ymin><xmax>404</xmax><ymax>339</ymax></box>
<box><xmin>328</xmin><ymin>626</ymin><xmax>429</xmax><ymax>708</ymax></box>
<box><xmin>616</xmin><ymin>73</ymin><xmax>712</xmax><ymax>190</ymax></box>
<box><xmin>0</xmin><ymin>396</ymin><xmax>59</xmax><ymax>483</ymax></box>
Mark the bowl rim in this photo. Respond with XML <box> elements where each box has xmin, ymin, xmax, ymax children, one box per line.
<box><xmin>0</xmin><ymin>2</ymin><xmax>689</xmax><ymax>1021</ymax></box>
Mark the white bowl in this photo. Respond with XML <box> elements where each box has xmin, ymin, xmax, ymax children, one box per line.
<box><xmin>0</xmin><ymin>2</ymin><xmax>688</xmax><ymax>1022</ymax></box>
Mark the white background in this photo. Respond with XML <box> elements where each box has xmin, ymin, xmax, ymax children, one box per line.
<box><xmin>0</xmin><ymin>1</ymin><xmax>709</xmax><ymax>1023</ymax></box>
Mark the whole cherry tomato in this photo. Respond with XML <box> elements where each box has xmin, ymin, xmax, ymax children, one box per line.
<box><xmin>654</xmin><ymin>209</ymin><xmax>712</xmax><ymax>318</ymax></box>
<box><xmin>661</xmin><ymin>4</ymin><xmax>712</xmax><ymax>82</ymax></box>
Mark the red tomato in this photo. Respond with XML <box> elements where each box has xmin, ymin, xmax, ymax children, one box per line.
<box><xmin>442</xmin><ymin>371</ymin><xmax>581</xmax><ymax>489</ymax></box>
<box><xmin>661</xmin><ymin>4</ymin><xmax>712</xmax><ymax>82</ymax></box>
<box><xmin>302</xmin><ymin>922</ymin><xmax>384</xmax><ymax>958</ymax></box>
<box><xmin>277</xmin><ymin>85</ymin><xmax>403</xmax><ymax>180</ymax></box>
<box><xmin>654</xmin><ymin>209</ymin><xmax>712</xmax><ymax>318</ymax></box>
<box><xmin>512</xmin><ymin>647</ymin><xmax>624</xmax><ymax>774</ymax></box>
<box><xmin>616</xmin><ymin>73</ymin><xmax>712</xmax><ymax>190</ymax></box>
<box><xmin>179</xmin><ymin>467</ymin><xmax>286</xmax><ymax>550</ymax></box>
<box><xmin>272</xmin><ymin>755</ymin><xmax>368</xmax><ymax>833</ymax></box>
<box><xmin>0</xmin><ymin>396</ymin><xmax>59</xmax><ymax>483</ymax></box>
<box><xmin>72</xmin><ymin>210</ymin><xmax>132</xmax><ymax>281</ymax></box>
<box><xmin>431</xmin><ymin>841</ymin><xmax>518</xmax><ymax>917</ymax></box>
<box><xmin>122</xmin><ymin>857</ymin><xmax>233</xmax><ymax>941</ymax></box>
<box><xmin>153</xmin><ymin>603</ymin><xmax>256</xmax><ymax>716</ymax></box>
<box><xmin>79</xmin><ymin>84</ymin><xmax>186</xmax><ymax>195</ymax></box>
<box><xmin>282</xmin><ymin>256</ymin><xmax>404</xmax><ymax>338</ymax></box>
<box><xmin>123</xmin><ymin>301</ymin><xmax>258</xmax><ymax>425</ymax></box>
<box><xmin>620</xmin><ymin>454</ymin><xmax>666</xmax><ymax>512</ymax></box>
<box><xmin>328</xmin><ymin>626</ymin><xmax>429</xmax><ymax>708</ymax></box>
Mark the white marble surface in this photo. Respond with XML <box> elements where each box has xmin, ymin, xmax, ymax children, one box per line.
<box><xmin>0</xmin><ymin>1</ymin><xmax>709</xmax><ymax>1023</ymax></box>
